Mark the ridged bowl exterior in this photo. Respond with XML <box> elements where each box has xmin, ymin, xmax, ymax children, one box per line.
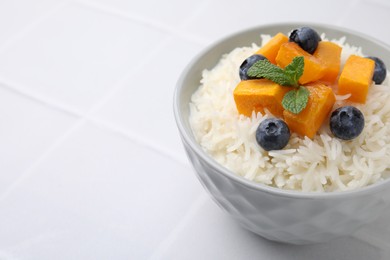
<box><xmin>174</xmin><ymin>23</ymin><xmax>390</xmax><ymax>244</ymax></box>
<box><xmin>182</xmin><ymin>136</ymin><xmax>390</xmax><ymax>244</ymax></box>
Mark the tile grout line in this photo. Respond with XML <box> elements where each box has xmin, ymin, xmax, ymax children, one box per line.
<box><xmin>82</xmin><ymin>36</ymin><xmax>174</xmax><ymax>116</ymax></box>
<box><xmin>0</xmin><ymin>78</ymin><xmax>84</xmax><ymax>118</ymax></box>
<box><xmin>0</xmin><ymin>0</ymin><xmax>208</xmax><ymax>120</ymax></box>
<box><xmin>0</xmin><ymin>33</ymin><xmax>175</xmax><ymax>119</ymax></box>
<box><xmin>0</xmin><ymin>3</ymin><xmax>80</xmax><ymax>196</ymax></box>
<box><xmin>0</xmin><ymin>35</ymin><xmax>190</xmax><ymax>200</ymax></box>
<box><xmin>149</xmin><ymin>193</ymin><xmax>209</xmax><ymax>260</ymax></box>
<box><xmin>173</xmin><ymin>0</ymin><xmax>210</xmax><ymax>43</ymax></box>
<box><xmin>175</xmin><ymin>0</ymin><xmax>209</xmax><ymax>30</ymax></box>
<box><xmin>0</xmin><ymin>119</ymin><xmax>86</xmax><ymax>202</ymax></box>
<box><xmin>85</xmin><ymin>116</ymin><xmax>190</xmax><ymax>167</ymax></box>
<box><xmin>0</xmin><ymin>82</ymin><xmax>191</xmax><ymax>202</ymax></box>
<box><xmin>68</xmin><ymin>0</ymin><xmax>210</xmax><ymax>163</ymax></box>
<box><xmin>74</xmin><ymin>0</ymin><xmax>177</xmax><ymax>33</ymax></box>
<box><xmin>0</xmin><ymin>46</ymin><xmax>191</xmax><ymax>194</ymax></box>
<box><xmin>0</xmin><ymin>0</ymin><xmax>203</xmax><ymax>200</ymax></box>
<box><xmin>0</xmin><ymin>1</ymin><xmax>70</xmax><ymax>54</ymax></box>
<box><xmin>79</xmin><ymin>33</ymin><xmax>192</xmax><ymax>167</ymax></box>
<box><xmin>74</xmin><ymin>0</ymin><xmax>210</xmax><ymax>46</ymax></box>
<box><xmin>0</xmin><ymin>0</ymin><xmax>211</xmax><ymax>165</ymax></box>
<box><xmin>0</xmin><ymin>35</ymin><xmax>188</xmax><ymax>157</ymax></box>
<box><xmin>143</xmin><ymin>2</ymin><xmax>213</xmax><ymax>256</ymax></box>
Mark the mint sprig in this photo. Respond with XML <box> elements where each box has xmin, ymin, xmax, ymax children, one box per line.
<box><xmin>282</xmin><ymin>86</ymin><xmax>309</xmax><ymax>114</ymax></box>
<box><xmin>247</xmin><ymin>56</ymin><xmax>309</xmax><ymax>114</ymax></box>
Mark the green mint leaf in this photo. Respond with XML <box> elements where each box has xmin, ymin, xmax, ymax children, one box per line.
<box><xmin>282</xmin><ymin>86</ymin><xmax>310</xmax><ymax>114</ymax></box>
<box><xmin>284</xmin><ymin>56</ymin><xmax>304</xmax><ymax>87</ymax></box>
<box><xmin>247</xmin><ymin>57</ymin><xmax>304</xmax><ymax>87</ymax></box>
<box><xmin>247</xmin><ymin>59</ymin><xmax>295</xmax><ymax>86</ymax></box>
<box><xmin>246</xmin><ymin>56</ymin><xmax>309</xmax><ymax>114</ymax></box>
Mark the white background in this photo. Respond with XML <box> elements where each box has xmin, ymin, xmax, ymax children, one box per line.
<box><xmin>1</xmin><ymin>0</ymin><xmax>390</xmax><ymax>259</ymax></box>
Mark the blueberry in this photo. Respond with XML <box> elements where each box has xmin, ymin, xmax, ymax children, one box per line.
<box><xmin>239</xmin><ymin>54</ymin><xmax>268</xmax><ymax>80</ymax></box>
<box><xmin>366</xmin><ymin>56</ymin><xmax>387</xmax><ymax>84</ymax></box>
<box><xmin>289</xmin><ymin>27</ymin><xmax>321</xmax><ymax>54</ymax></box>
<box><xmin>256</xmin><ymin>118</ymin><xmax>290</xmax><ymax>151</ymax></box>
<box><xmin>330</xmin><ymin>106</ymin><xmax>364</xmax><ymax>140</ymax></box>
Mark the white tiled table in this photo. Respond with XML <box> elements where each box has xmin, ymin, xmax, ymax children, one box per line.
<box><xmin>1</xmin><ymin>0</ymin><xmax>390</xmax><ymax>259</ymax></box>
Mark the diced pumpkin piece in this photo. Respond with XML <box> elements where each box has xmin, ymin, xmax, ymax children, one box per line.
<box><xmin>283</xmin><ymin>84</ymin><xmax>336</xmax><ymax>139</ymax></box>
<box><xmin>276</xmin><ymin>42</ymin><xmax>326</xmax><ymax>84</ymax></box>
<box><xmin>255</xmin><ymin>33</ymin><xmax>289</xmax><ymax>64</ymax></box>
<box><xmin>233</xmin><ymin>79</ymin><xmax>293</xmax><ymax>117</ymax></box>
<box><xmin>313</xmin><ymin>41</ymin><xmax>342</xmax><ymax>83</ymax></box>
<box><xmin>338</xmin><ymin>55</ymin><xmax>375</xmax><ymax>103</ymax></box>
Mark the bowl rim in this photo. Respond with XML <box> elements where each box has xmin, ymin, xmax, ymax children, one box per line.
<box><xmin>174</xmin><ymin>22</ymin><xmax>390</xmax><ymax>199</ymax></box>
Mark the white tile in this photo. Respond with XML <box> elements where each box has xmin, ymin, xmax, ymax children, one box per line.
<box><xmin>159</xmin><ymin>198</ymin><xmax>384</xmax><ymax>260</ymax></box>
<box><xmin>0</xmin><ymin>85</ymin><xmax>77</xmax><ymax>193</ymax></box>
<box><xmin>0</xmin><ymin>3</ymin><xmax>168</xmax><ymax>112</ymax></box>
<box><xmin>83</xmin><ymin>0</ymin><xmax>206</xmax><ymax>29</ymax></box>
<box><xmin>92</xmin><ymin>37</ymin><xmax>204</xmax><ymax>163</ymax></box>
<box><xmin>0</xmin><ymin>0</ymin><xmax>64</xmax><ymax>46</ymax></box>
<box><xmin>339</xmin><ymin>1</ymin><xmax>390</xmax><ymax>45</ymax></box>
<box><xmin>0</xmin><ymin>122</ymin><xmax>203</xmax><ymax>259</ymax></box>
<box><xmin>183</xmin><ymin>0</ymin><xmax>354</xmax><ymax>42</ymax></box>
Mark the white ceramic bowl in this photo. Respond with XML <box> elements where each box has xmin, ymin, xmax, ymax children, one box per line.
<box><xmin>174</xmin><ymin>23</ymin><xmax>390</xmax><ymax>244</ymax></box>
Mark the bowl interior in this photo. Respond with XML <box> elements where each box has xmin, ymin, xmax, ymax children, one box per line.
<box><xmin>174</xmin><ymin>22</ymin><xmax>390</xmax><ymax>196</ymax></box>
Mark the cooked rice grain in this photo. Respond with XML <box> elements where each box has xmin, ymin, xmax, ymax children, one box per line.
<box><xmin>189</xmin><ymin>35</ymin><xmax>390</xmax><ymax>192</ymax></box>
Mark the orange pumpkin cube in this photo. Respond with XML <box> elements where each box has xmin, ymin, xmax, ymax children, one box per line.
<box><xmin>313</xmin><ymin>41</ymin><xmax>342</xmax><ymax>83</ymax></box>
<box><xmin>233</xmin><ymin>79</ymin><xmax>293</xmax><ymax>117</ymax></box>
<box><xmin>338</xmin><ymin>55</ymin><xmax>375</xmax><ymax>103</ymax></box>
<box><xmin>276</xmin><ymin>42</ymin><xmax>326</xmax><ymax>85</ymax></box>
<box><xmin>255</xmin><ymin>33</ymin><xmax>289</xmax><ymax>64</ymax></box>
<box><xmin>283</xmin><ymin>84</ymin><xmax>336</xmax><ymax>139</ymax></box>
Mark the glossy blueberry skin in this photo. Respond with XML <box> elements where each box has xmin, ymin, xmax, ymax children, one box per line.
<box><xmin>330</xmin><ymin>106</ymin><xmax>364</xmax><ymax>140</ymax></box>
<box><xmin>289</xmin><ymin>27</ymin><xmax>321</xmax><ymax>54</ymax></box>
<box><xmin>367</xmin><ymin>56</ymin><xmax>387</xmax><ymax>84</ymax></box>
<box><xmin>256</xmin><ymin>118</ymin><xmax>290</xmax><ymax>151</ymax></box>
<box><xmin>239</xmin><ymin>54</ymin><xmax>268</xmax><ymax>80</ymax></box>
